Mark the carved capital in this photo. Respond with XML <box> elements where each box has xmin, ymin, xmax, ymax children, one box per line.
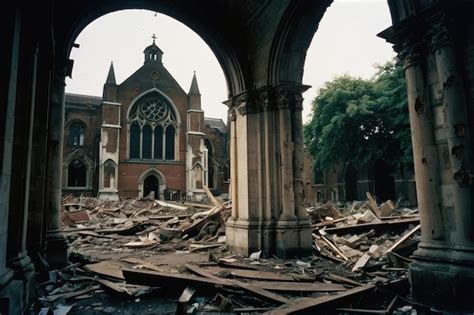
<box><xmin>427</xmin><ymin>14</ymin><xmax>453</xmax><ymax>53</ymax></box>
<box><xmin>273</xmin><ymin>84</ymin><xmax>305</xmax><ymax>111</ymax></box>
<box><xmin>398</xmin><ymin>41</ymin><xmax>426</xmax><ymax>68</ymax></box>
<box><xmin>228</xmin><ymin>108</ymin><xmax>236</xmax><ymax>122</ymax></box>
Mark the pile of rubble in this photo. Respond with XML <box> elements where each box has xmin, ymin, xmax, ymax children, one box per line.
<box><xmin>35</xmin><ymin>191</ymin><xmax>426</xmax><ymax>314</ymax></box>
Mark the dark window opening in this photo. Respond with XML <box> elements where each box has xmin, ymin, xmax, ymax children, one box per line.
<box><xmin>344</xmin><ymin>163</ymin><xmax>358</xmax><ymax>201</ymax></box>
<box><xmin>130</xmin><ymin>122</ymin><xmax>140</xmax><ymax>159</ymax></box>
<box><xmin>154</xmin><ymin>125</ymin><xmax>163</xmax><ymax>159</ymax></box>
<box><xmin>142</xmin><ymin>125</ymin><xmax>152</xmax><ymax>159</ymax></box>
<box><xmin>165</xmin><ymin>125</ymin><xmax>175</xmax><ymax>160</ymax></box>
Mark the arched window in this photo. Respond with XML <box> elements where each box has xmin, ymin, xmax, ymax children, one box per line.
<box><xmin>130</xmin><ymin>122</ymin><xmax>140</xmax><ymax>159</ymax></box>
<box><xmin>103</xmin><ymin>160</ymin><xmax>116</xmax><ymax>188</ymax></box>
<box><xmin>68</xmin><ymin>159</ymin><xmax>86</xmax><ymax>187</ymax></box>
<box><xmin>154</xmin><ymin>125</ymin><xmax>163</xmax><ymax>159</ymax></box>
<box><xmin>165</xmin><ymin>125</ymin><xmax>175</xmax><ymax>160</ymax></box>
<box><xmin>69</xmin><ymin>122</ymin><xmax>85</xmax><ymax>146</ymax></box>
<box><xmin>128</xmin><ymin>91</ymin><xmax>178</xmax><ymax>160</ymax></box>
<box><xmin>142</xmin><ymin>125</ymin><xmax>152</xmax><ymax>159</ymax></box>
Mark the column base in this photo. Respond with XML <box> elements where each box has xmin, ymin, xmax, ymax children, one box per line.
<box><xmin>98</xmin><ymin>190</ymin><xmax>119</xmax><ymax>201</ymax></box>
<box><xmin>225</xmin><ymin>218</ymin><xmax>263</xmax><ymax>256</ymax></box>
<box><xmin>225</xmin><ymin>217</ymin><xmax>312</xmax><ymax>258</ymax></box>
<box><xmin>8</xmin><ymin>251</ymin><xmax>36</xmax><ymax>305</ymax></box>
<box><xmin>275</xmin><ymin>218</ymin><xmax>312</xmax><ymax>258</ymax></box>
<box><xmin>0</xmin><ymin>270</ymin><xmax>23</xmax><ymax>315</ymax></box>
<box><xmin>410</xmin><ymin>246</ymin><xmax>474</xmax><ymax>312</ymax></box>
<box><xmin>45</xmin><ymin>229</ymin><xmax>68</xmax><ymax>269</ymax></box>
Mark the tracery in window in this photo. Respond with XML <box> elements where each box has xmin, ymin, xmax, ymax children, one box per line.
<box><xmin>128</xmin><ymin>92</ymin><xmax>178</xmax><ymax>160</ymax></box>
<box><xmin>69</xmin><ymin>121</ymin><xmax>85</xmax><ymax>146</ymax></box>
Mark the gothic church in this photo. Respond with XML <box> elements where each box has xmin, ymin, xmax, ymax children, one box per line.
<box><xmin>62</xmin><ymin>38</ymin><xmax>229</xmax><ymax>200</ymax></box>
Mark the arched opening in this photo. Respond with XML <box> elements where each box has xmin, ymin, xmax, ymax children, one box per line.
<box><xmin>344</xmin><ymin>163</ymin><xmax>358</xmax><ymax>201</ymax></box>
<box><xmin>103</xmin><ymin>160</ymin><xmax>116</xmax><ymax>188</ymax></box>
<box><xmin>143</xmin><ymin>175</ymin><xmax>159</xmax><ymax>199</ymax></box>
<box><xmin>154</xmin><ymin>125</ymin><xmax>163</xmax><ymax>159</ymax></box>
<box><xmin>67</xmin><ymin>159</ymin><xmax>87</xmax><ymax>187</ymax></box>
<box><xmin>165</xmin><ymin>125</ymin><xmax>175</xmax><ymax>160</ymax></box>
<box><xmin>373</xmin><ymin>159</ymin><xmax>395</xmax><ymax>202</ymax></box>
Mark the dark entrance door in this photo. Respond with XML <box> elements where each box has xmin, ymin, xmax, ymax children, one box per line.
<box><xmin>344</xmin><ymin>164</ymin><xmax>358</xmax><ymax>201</ymax></box>
<box><xmin>373</xmin><ymin>159</ymin><xmax>395</xmax><ymax>202</ymax></box>
<box><xmin>144</xmin><ymin>175</ymin><xmax>159</xmax><ymax>199</ymax></box>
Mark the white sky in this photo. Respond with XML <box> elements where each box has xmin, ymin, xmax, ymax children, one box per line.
<box><xmin>66</xmin><ymin>0</ymin><xmax>395</xmax><ymax>124</ymax></box>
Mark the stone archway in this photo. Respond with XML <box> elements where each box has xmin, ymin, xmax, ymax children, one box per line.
<box><xmin>143</xmin><ymin>175</ymin><xmax>160</xmax><ymax>200</ymax></box>
<box><xmin>138</xmin><ymin>168</ymin><xmax>166</xmax><ymax>200</ymax></box>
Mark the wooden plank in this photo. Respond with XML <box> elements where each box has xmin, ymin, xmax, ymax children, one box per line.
<box><xmin>120</xmin><ymin>257</ymin><xmax>167</xmax><ymax>272</ymax></box>
<box><xmin>387</xmin><ymin>224</ymin><xmax>421</xmax><ymax>253</ymax></box>
<box><xmin>123</xmin><ymin>267</ymin><xmax>228</xmax><ymax>289</ymax></box>
<box><xmin>352</xmin><ymin>253</ymin><xmax>371</xmax><ymax>272</ymax></box>
<box><xmin>84</xmin><ymin>261</ymin><xmax>125</xmax><ymax>280</ymax></box>
<box><xmin>184</xmin><ymin>264</ymin><xmax>292</xmax><ymax>304</ymax></box>
<box><xmin>47</xmin><ymin>285</ymin><xmax>100</xmax><ymax>302</ymax></box>
<box><xmin>203</xmin><ymin>185</ymin><xmax>221</xmax><ymax>207</ymax></box>
<box><xmin>181</xmin><ymin>204</ymin><xmax>225</xmax><ymax>237</ymax></box>
<box><xmin>230</xmin><ymin>269</ymin><xmax>294</xmax><ymax>282</ymax></box>
<box><xmin>320</xmin><ymin>235</ymin><xmax>349</xmax><ymax>261</ymax></box>
<box><xmin>218</xmin><ymin>259</ymin><xmax>262</xmax><ymax>270</ymax></box>
<box><xmin>96</xmin><ymin>279</ymin><xmax>152</xmax><ymax>296</ymax></box>
<box><xmin>248</xmin><ymin>281</ymin><xmax>346</xmax><ymax>292</ymax></box>
<box><xmin>325</xmin><ymin>273</ymin><xmax>362</xmax><ymax>287</ymax></box>
<box><xmin>236</xmin><ymin>282</ymin><xmax>292</xmax><ymax>304</ymax></box>
<box><xmin>366</xmin><ymin>192</ymin><xmax>381</xmax><ymax>217</ymax></box>
<box><xmin>335</xmin><ymin>308</ymin><xmax>386</xmax><ymax>314</ymax></box>
<box><xmin>155</xmin><ymin>200</ymin><xmax>188</xmax><ymax>211</ymax></box>
<box><xmin>265</xmin><ymin>285</ymin><xmax>376</xmax><ymax>314</ymax></box>
<box><xmin>177</xmin><ymin>285</ymin><xmax>197</xmax><ymax>315</ymax></box>
<box><xmin>324</xmin><ymin>218</ymin><xmax>420</xmax><ymax>235</ymax></box>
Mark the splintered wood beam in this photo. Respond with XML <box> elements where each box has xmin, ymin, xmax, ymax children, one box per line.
<box><xmin>184</xmin><ymin>264</ymin><xmax>292</xmax><ymax>304</ymax></box>
<box><xmin>387</xmin><ymin>224</ymin><xmax>421</xmax><ymax>253</ymax></box>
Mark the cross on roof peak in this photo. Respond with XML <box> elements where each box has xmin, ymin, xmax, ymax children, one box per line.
<box><xmin>152</xmin><ymin>33</ymin><xmax>157</xmax><ymax>44</ymax></box>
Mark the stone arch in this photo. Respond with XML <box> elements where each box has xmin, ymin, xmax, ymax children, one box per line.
<box><xmin>268</xmin><ymin>0</ymin><xmax>332</xmax><ymax>85</ymax></box>
<box><xmin>63</xmin><ymin>149</ymin><xmax>94</xmax><ymax>189</ymax></box>
<box><xmin>138</xmin><ymin>168</ymin><xmax>166</xmax><ymax>200</ymax></box>
<box><xmin>59</xmin><ymin>5</ymin><xmax>245</xmax><ymax>96</ymax></box>
<box><xmin>102</xmin><ymin>159</ymin><xmax>117</xmax><ymax>189</ymax></box>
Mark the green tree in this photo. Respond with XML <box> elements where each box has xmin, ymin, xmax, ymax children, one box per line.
<box><xmin>304</xmin><ymin>60</ymin><xmax>411</xmax><ymax>171</ymax></box>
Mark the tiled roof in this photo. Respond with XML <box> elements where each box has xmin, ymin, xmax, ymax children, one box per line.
<box><xmin>204</xmin><ymin>117</ymin><xmax>228</xmax><ymax>134</ymax></box>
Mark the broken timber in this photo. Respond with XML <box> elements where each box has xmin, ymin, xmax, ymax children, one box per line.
<box><xmin>323</xmin><ymin>217</ymin><xmax>419</xmax><ymax>235</ymax></box>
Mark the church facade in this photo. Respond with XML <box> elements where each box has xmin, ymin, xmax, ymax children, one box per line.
<box><xmin>62</xmin><ymin>39</ymin><xmax>229</xmax><ymax>201</ymax></box>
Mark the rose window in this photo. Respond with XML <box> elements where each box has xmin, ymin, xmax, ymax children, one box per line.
<box><xmin>140</xmin><ymin>98</ymin><xmax>168</xmax><ymax>121</ymax></box>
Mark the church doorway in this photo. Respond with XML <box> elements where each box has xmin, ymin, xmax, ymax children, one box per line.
<box><xmin>373</xmin><ymin>159</ymin><xmax>395</xmax><ymax>202</ymax></box>
<box><xmin>344</xmin><ymin>163</ymin><xmax>358</xmax><ymax>201</ymax></box>
<box><xmin>143</xmin><ymin>175</ymin><xmax>160</xmax><ymax>200</ymax></box>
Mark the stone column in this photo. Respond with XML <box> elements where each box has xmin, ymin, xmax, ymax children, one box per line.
<box><xmin>44</xmin><ymin>66</ymin><xmax>68</xmax><ymax>268</ymax></box>
<box><xmin>274</xmin><ymin>85</ymin><xmax>312</xmax><ymax>258</ymax></box>
<box><xmin>226</xmin><ymin>85</ymin><xmax>312</xmax><ymax>258</ymax></box>
<box><xmin>0</xmin><ymin>8</ymin><xmax>25</xmax><ymax>314</ymax></box>
<box><xmin>6</xmin><ymin>20</ymin><xmax>37</xmax><ymax>303</ymax></box>
<box><xmin>431</xmin><ymin>23</ymin><xmax>474</xmax><ymax>249</ymax></box>
<box><xmin>401</xmin><ymin>41</ymin><xmax>446</xmax><ymax>253</ymax></box>
<box><xmin>399</xmin><ymin>24</ymin><xmax>474</xmax><ymax>311</ymax></box>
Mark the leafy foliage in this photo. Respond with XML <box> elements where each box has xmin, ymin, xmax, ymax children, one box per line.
<box><xmin>304</xmin><ymin>60</ymin><xmax>411</xmax><ymax>171</ymax></box>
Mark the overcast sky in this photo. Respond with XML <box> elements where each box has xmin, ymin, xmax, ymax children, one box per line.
<box><xmin>66</xmin><ymin>0</ymin><xmax>395</xmax><ymax>124</ymax></box>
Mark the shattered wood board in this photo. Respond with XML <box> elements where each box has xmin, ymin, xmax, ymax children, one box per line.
<box><xmin>247</xmin><ymin>281</ymin><xmax>347</xmax><ymax>292</ymax></box>
<box><xmin>84</xmin><ymin>261</ymin><xmax>125</xmax><ymax>280</ymax></box>
<box><xmin>230</xmin><ymin>269</ymin><xmax>295</xmax><ymax>281</ymax></box>
<box><xmin>184</xmin><ymin>264</ymin><xmax>292</xmax><ymax>304</ymax></box>
<box><xmin>266</xmin><ymin>284</ymin><xmax>376</xmax><ymax>314</ymax></box>
<box><xmin>323</xmin><ymin>218</ymin><xmax>420</xmax><ymax>235</ymax></box>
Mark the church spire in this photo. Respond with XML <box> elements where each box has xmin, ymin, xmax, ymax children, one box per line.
<box><xmin>105</xmin><ymin>61</ymin><xmax>116</xmax><ymax>84</ymax></box>
<box><xmin>144</xmin><ymin>34</ymin><xmax>164</xmax><ymax>64</ymax></box>
<box><xmin>188</xmin><ymin>71</ymin><xmax>200</xmax><ymax>95</ymax></box>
